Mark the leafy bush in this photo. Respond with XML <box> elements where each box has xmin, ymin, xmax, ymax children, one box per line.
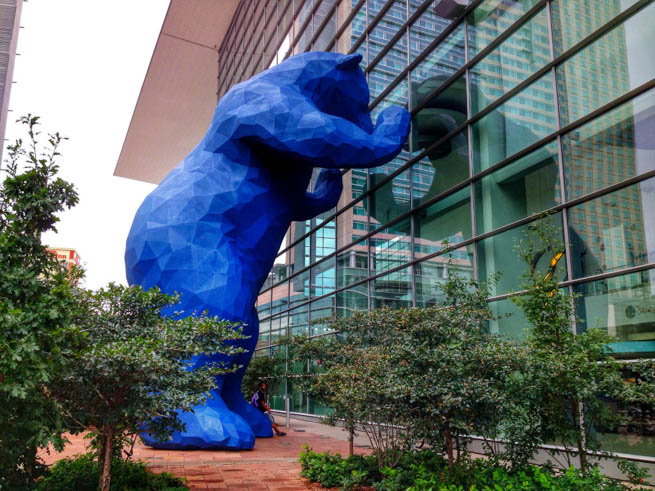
<box><xmin>300</xmin><ymin>447</ymin><xmax>645</xmax><ymax>490</ymax></box>
<box><xmin>46</xmin><ymin>284</ymin><xmax>246</xmax><ymax>490</ymax></box>
<box><xmin>294</xmin><ymin>271</ymin><xmax>525</xmax><ymax>471</ymax></box>
<box><xmin>511</xmin><ymin>218</ymin><xmax>624</xmax><ymax>472</ymax></box>
<box><xmin>299</xmin><ymin>445</ymin><xmax>381</xmax><ymax>488</ymax></box>
<box><xmin>37</xmin><ymin>453</ymin><xmax>187</xmax><ymax>490</ymax></box>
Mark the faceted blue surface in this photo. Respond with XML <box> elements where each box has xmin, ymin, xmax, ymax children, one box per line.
<box><xmin>125</xmin><ymin>51</ymin><xmax>410</xmax><ymax>449</ymax></box>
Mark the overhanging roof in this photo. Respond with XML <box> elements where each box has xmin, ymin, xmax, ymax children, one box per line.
<box><xmin>114</xmin><ymin>0</ymin><xmax>240</xmax><ymax>184</ymax></box>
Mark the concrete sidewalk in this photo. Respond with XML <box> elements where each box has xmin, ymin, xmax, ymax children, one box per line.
<box><xmin>39</xmin><ymin>418</ymin><xmax>372</xmax><ymax>490</ymax></box>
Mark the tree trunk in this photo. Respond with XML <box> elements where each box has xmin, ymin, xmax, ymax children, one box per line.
<box><xmin>97</xmin><ymin>433</ymin><xmax>106</xmax><ymax>481</ymax></box>
<box><xmin>23</xmin><ymin>445</ymin><xmax>37</xmax><ymax>480</ymax></box>
<box><xmin>570</xmin><ymin>399</ymin><xmax>587</xmax><ymax>473</ymax></box>
<box><xmin>99</xmin><ymin>429</ymin><xmax>114</xmax><ymax>491</ymax></box>
<box><xmin>455</xmin><ymin>433</ymin><xmax>461</xmax><ymax>463</ymax></box>
<box><xmin>444</xmin><ymin>424</ymin><xmax>454</xmax><ymax>473</ymax></box>
<box><xmin>349</xmin><ymin>427</ymin><xmax>354</xmax><ymax>456</ymax></box>
<box><xmin>576</xmin><ymin>435</ymin><xmax>588</xmax><ymax>473</ymax></box>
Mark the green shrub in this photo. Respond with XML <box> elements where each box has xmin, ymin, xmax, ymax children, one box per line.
<box><xmin>299</xmin><ymin>445</ymin><xmax>380</xmax><ymax>488</ymax></box>
<box><xmin>38</xmin><ymin>454</ymin><xmax>187</xmax><ymax>490</ymax></box>
<box><xmin>300</xmin><ymin>447</ymin><xmax>646</xmax><ymax>490</ymax></box>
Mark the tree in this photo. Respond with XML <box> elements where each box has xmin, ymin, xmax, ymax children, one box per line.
<box><xmin>0</xmin><ymin>115</ymin><xmax>80</xmax><ymax>488</ymax></box>
<box><xmin>399</xmin><ymin>273</ymin><xmax>525</xmax><ymax>472</ymax></box>
<box><xmin>45</xmin><ymin>284</ymin><xmax>247</xmax><ymax>491</ymax></box>
<box><xmin>297</xmin><ymin>271</ymin><xmax>524</xmax><ymax>472</ymax></box>
<box><xmin>511</xmin><ymin>217</ymin><xmax>624</xmax><ymax>472</ymax></box>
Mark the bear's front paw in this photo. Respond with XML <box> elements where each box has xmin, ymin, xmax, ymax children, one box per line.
<box><xmin>374</xmin><ymin>106</ymin><xmax>411</xmax><ymax>146</ymax></box>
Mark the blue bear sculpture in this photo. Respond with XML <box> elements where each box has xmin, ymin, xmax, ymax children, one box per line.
<box><xmin>125</xmin><ymin>51</ymin><xmax>411</xmax><ymax>450</ymax></box>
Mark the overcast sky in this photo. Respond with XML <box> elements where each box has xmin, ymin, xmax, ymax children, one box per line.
<box><xmin>5</xmin><ymin>0</ymin><xmax>169</xmax><ymax>289</ymax></box>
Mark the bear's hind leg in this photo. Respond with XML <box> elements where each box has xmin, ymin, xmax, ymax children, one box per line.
<box><xmin>140</xmin><ymin>353</ymin><xmax>257</xmax><ymax>449</ymax></box>
<box><xmin>222</xmin><ymin>370</ymin><xmax>275</xmax><ymax>438</ymax></box>
<box><xmin>140</xmin><ymin>387</ymin><xmax>256</xmax><ymax>449</ymax></box>
<box><xmin>221</xmin><ymin>311</ymin><xmax>275</xmax><ymax>438</ymax></box>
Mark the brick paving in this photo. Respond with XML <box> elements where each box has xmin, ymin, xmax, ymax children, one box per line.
<box><xmin>39</xmin><ymin>419</ymin><xmax>372</xmax><ymax>490</ymax></box>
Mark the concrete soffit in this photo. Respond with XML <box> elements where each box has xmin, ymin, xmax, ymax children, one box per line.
<box><xmin>114</xmin><ymin>0</ymin><xmax>240</xmax><ymax>184</ymax></box>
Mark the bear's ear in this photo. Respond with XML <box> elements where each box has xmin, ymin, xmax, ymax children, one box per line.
<box><xmin>336</xmin><ymin>53</ymin><xmax>363</xmax><ymax>71</ymax></box>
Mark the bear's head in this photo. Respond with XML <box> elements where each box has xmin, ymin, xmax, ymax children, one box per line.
<box><xmin>263</xmin><ymin>51</ymin><xmax>374</xmax><ymax>134</ymax></box>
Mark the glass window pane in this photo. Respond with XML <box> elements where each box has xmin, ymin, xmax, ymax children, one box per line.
<box><xmin>265</xmin><ymin>0</ymin><xmax>278</xmax><ymax>45</ymax></box>
<box><xmin>370</xmin><ymin>218</ymin><xmax>412</xmax><ymax>277</ymax></box>
<box><xmin>412</xmin><ymin>129</ymin><xmax>469</xmax><ymax>206</ymax></box>
<box><xmin>410</xmin><ymin>0</ymin><xmax>457</xmax><ymax>55</ymax></box>
<box><xmin>293</xmin><ymin>0</ymin><xmax>314</xmax><ymax>54</ymax></box>
<box><xmin>346</xmin><ymin>169</ymin><xmax>368</xmax><ymax>203</ymax></box>
<box><xmin>288</xmin><ymin>378</ymin><xmax>309</xmax><ymax>412</ymax></box>
<box><xmin>414</xmin><ymin>187</ymin><xmax>472</xmax><ymax>254</ymax></box>
<box><xmin>411</xmin><ymin>24</ymin><xmax>465</xmax><ymax>105</ymax></box>
<box><xmin>467</xmin><ymin>0</ymin><xmax>541</xmax><ymax>59</ymax></box>
<box><xmin>337</xmin><ymin>0</ymin><xmax>357</xmax><ymax>34</ymax></box>
<box><xmin>336</xmin><ymin>283</ymin><xmax>369</xmax><ymax>317</ymax></box>
<box><xmin>371</xmin><ymin>266</ymin><xmax>413</xmax><ymax>308</ymax></box>
<box><xmin>337</xmin><ymin>240</ymin><xmax>369</xmax><ymax>289</ymax></box>
<box><xmin>412</xmin><ymin>69</ymin><xmax>467</xmax><ymax>114</ymax></box>
<box><xmin>310</xmin><ymin>296</ymin><xmax>336</xmax><ymax>335</ymax></box>
<box><xmin>369</xmin><ymin>164</ymin><xmax>411</xmax><ymax>226</ymax></box>
<box><xmin>472</xmin><ymin>74</ymin><xmax>557</xmax><ymax>172</ymax></box>
<box><xmin>475</xmin><ymin>142</ymin><xmax>560</xmax><ymax>234</ymax></box>
<box><xmin>369</xmin><ymin>34</ymin><xmax>408</xmax><ymax>100</ymax></box>
<box><xmin>337</xmin><ymin>200</ymin><xmax>368</xmax><ymax>251</ymax></box>
<box><xmin>256</xmin><ymin>325</ymin><xmax>270</xmax><ymax>350</ymax></box>
<box><xmin>289</xmin><ymin>268</ymin><xmax>310</xmax><ymax>307</ymax></box>
<box><xmin>308</xmin><ymin>217</ymin><xmax>336</xmax><ymax>262</ymax></box>
<box><xmin>550</xmin><ymin>0</ymin><xmax>640</xmax><ymax>57</ymax></box>
<box><xmin>469</xmin><ymin>7</ymin><xmax>551</xmax><ymax>115</ymax></box>
<box><xmin>269</xmin><ymin>369</ymin><xmax>287</xmax><ymax>411</ymax></box>
<box><xmin>487</xmin><ymin>296</ymin><xmax>530</xmax><ymax>340</ymax></box>
<box><xmin>270</xmin><ymin>328</ymin><xmax>285</xmax><ymax>345</ymax></box>
<box><xmin>477</xmin><ymin>213</ymin><xmax>567</xmax><ymax>296</ymax></box>
<box><xmin>289</xmin><ymin>219</ymin><xmax>310</xmax><ymax>271</ymax></box>
<box><xmin>257</xmin><ymin>289</ymin><xmax>272</xmax><ymax>320</ymax></box>
<box><xmin>340</xmin><ymin>2</ymin><xmax>367</xmax><ymax>61</ymax></box>
<box><xmin>568</xmin><ymin>179</ymin><xmax>655</xmax><ymax>279</ymax></box>
<box><xmin>271</xmin><ymin>280</ymin><xmax>289</xmax><ymax>314</ymax></box>
<box><xmin>556</xmin><ymin>3</ymin><xmax>655</xmax><ymax>127</ymax></box>
<box><xmin>289</xmin><ymin>303</ymin><xmax>309</xmax><ymax>336</ymax></box>
<box><xmin>562</xmin><ymin>88</ymin><xmax>655</xmax><ymax>200</ymax></box>
<box><xmin>368</xmin><ymin>0</ymin><xmax>407</xmax><ymax>60</ymax></box>
<box><xmin>574</xmin><ymin>269</ymin><xmax>655</xmax><ymax>356</ymax></box>
<box><xmin>270</xmin><ymin>312</ymin><xmax>287</xmax><ymax>334</ymax></box>
<box><xmin>597</xmin><ymin>365</ymin><xmax>655</xmax><ymax>457</ymax></box>
<box><xmin>311</xmin><ymin>257</ymin><xmax>336</xmax><ymax>298</ymax></box>
<box><xmin>415</xmin><ymin>246</ymin><xmax>474</xmax><ymax>307</ymax></box>
<box><xmin>309</xmin><ymin>398</ymin><xmax>334</xmax><ymax>416</ymax></box>
<box><xmin>281</xmin><ymin>0</ymin><xmax>294</xmax><ymax>37</ymax></box>
<box><xmin>313</xmin><ymin>0</ymin><xmax>336</xmax><ymax>51</ymax></box>
<box><xmin>409</xmin><ymin>0</ymin><xmax>429</xmax><ymax>17</ymax></box>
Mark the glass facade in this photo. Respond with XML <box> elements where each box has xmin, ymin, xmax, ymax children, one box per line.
<box><xmin>218</xmin><ymin>0</ymin><xmax>655</xmax><ymax>456</ymax></box>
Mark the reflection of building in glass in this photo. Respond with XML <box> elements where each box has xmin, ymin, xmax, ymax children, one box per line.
<box><xmin>115</xmin><ymin>0</ymin><xmax>655</xmax><ymax>454</ymax></box>
<box><xmin>551</xmin><ymin>2</ymin><xmax>653</xmax><ymax>346</ymax></box>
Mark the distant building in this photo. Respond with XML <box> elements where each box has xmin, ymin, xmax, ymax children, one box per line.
<box><xmin>46</xmin><ymin>247</ymin><xmax>81</xmax><ymax>273</ymax></box>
